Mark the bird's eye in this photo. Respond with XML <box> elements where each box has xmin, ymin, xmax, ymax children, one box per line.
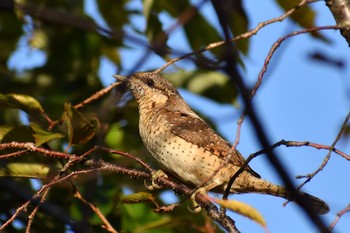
<box><xmin>146</xmin><ymin>79</ymin><xmax>155</xmax><ymax>87</ymax></box>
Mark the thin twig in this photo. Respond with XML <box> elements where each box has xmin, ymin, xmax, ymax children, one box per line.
<box><xmin>100</xmin><ymin>147</ymin><xmax>154</xmax><ymax>172</ymax></box>
<box><xmin>129</xmin><ymin>0</ymin><xmax>208</xmax><ymax>74</ymax></box>
<box><xmin>268</xmin><ymin>140</ymin><xmax>350</xmax><ymax>160</ymax></box>
<box><xmin>0</xmin><ymin>149</ymin><xmax>28</xmax><ymax>159</ymax></box>
<box><xmin>74</xmin><ymin>82</ymin><xmax>122</xmax><ymax>109</ymax></box>
<box><xmin>26</xmin><ymin>189</ymin><xmax>50</xmax><ymax>233</ymax></box>
<box><xmin>295</xmin><ymin>110</ymin><xmax>350</xmax><ymax>188</ymax></box>
<box><xmin>328</xmin><ymin>203</ymin><xmax>350</xmax><ymax>231</ymax></box>
<box><xmin>0</xmin><ymin>142</ymin><xmax>74</xmax><ymax>160</ymax></box>
<box><xmin>74</xmin><ymin>190</ymin><xmax>118</xmax><ymax>233</ymax></box>
<box><xmin>0</xmin><ymin>149</ymin><xmax>83</xmax><ymax>231</ymax></box>
<box><xmin>155</xmin><ymin>0</ymin><xmax>314</xmax><ymax>73</ymax></box>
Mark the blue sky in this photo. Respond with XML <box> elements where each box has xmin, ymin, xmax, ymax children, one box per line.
<box><xmin>8</xmin><ymin>0</ymin><xmax>350</xmax><ymax>232</ymax></box>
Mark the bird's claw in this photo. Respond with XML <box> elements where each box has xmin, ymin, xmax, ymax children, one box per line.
<box><xmin>188</xmin><ymin>187</ymin><xmax>207</xmax><ymax>213</ymax></box>
<box><xmin>145</xmin><ymin>170</ymin><xmax>168</xmax><ymax>190</ymax></box>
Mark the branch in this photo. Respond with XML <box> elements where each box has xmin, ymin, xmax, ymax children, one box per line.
<box><xmin>155</xmin><ymin>0</ymin><xmax>315</xmax><ymax>73</ymax></box>
<box><xmin>255</xmin><ymin>139</ymin><xmax>350</xmax><ymax>161</ymax></box>
<box><xmin>84</xmin><ymin>159</ymin><xmax>240</xmax><ymax>233</ymax></box>
<box><xmin>329</xmin><ymin>202</ymin><xmax>350</xmax><ymax>231</ymax></box>
<box><xmin>74</xmin><ymin>190</ymin><xmax>118</xmax><ymax>233</ymax></box>
<box><xmin>326</xmin><ymin>0</ymin><xmax>350</xmax><ymax>46</ymax></box>
<box><xmin>0</xmin><ymin>142</ymin><xmax>74</xmax><ymax>159</ymax></box>
<box><xmin>294</xmin><ymin>110</ymin><xmax>350</xmax><ymax>189</ymax></box>
<box><xmin>0</xmin><ymin>149</ymin><xmax>83</xmax><ymax>231</ymax></box>
<box><xmin>74</xmin><ymin>82</ymin><xmax>123</xmax><ymax>109</ymax></box>
<box><xmin>0</xmin><ymin>141</ymin><xmax>241</xmax><ymax>233</ymax></box>
<box><xmin>128</xmin><ymin>0</ymin><xmax>208</xmax><ymax>74</ymax></box>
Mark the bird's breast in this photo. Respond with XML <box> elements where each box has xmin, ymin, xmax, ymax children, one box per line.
<box><xmin>138</xmin><ymin>111</ymin><xmax>236</xmax><ymax>187</ymax></box>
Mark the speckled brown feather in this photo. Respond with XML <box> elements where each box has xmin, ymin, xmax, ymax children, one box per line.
<box><xmin>163</xmin><ymin>109</ymin><xmax>261</xmax><ymax>178</ymax></box>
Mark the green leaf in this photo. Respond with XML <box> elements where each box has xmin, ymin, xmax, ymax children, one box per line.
<box><xmin>121</xmin><ymin>192</ymin><xmax>157</xmax><ymax>205</ymax></box>
<box><xmin>96</xmin><ymin>0</ymin><xmax>129</xmax><ymax>45</ymax></box>
<box><xmin>63</xmin><ymin>103</ymin><xmax>98</xmax><ymax>145</ymax></box>
<box><xmin>0</xmin><ymin>162</ymin><xmax>58</xmax><ymax>179</ymax></box>
<box><xmin>0</xmin><ymin>93</ymin><xmax>44</xmax><ymax>114</ymax></box>
<box><xmin>143</xmin><ymin>0</ymin><xmax>169</xmax><ymax>56</ymax></box>
<box><xmin>105</xmin><ymin>122</ymin><xmax>125</xmax><ymax>149</ymax></box>
<box><xmin>0</xmin><ymin>125</ymin><xmax>13</xmax><ymax>142</ymax></box>
<box><xmin>276</xmin><ymin>0</ymin><xmax>329</xmax><ymax>42</ymax></box>
<box><xmin>30</xmin><ymin>123</ymin><xmax>64</xmax><ymax>146</ymax></box>
<box><xmin>101</xmin><ymin>43</ymin><xmax>121</xmax><ymax>68</ymax></box>
<box><xmin>165</xmin><ymin>70</ymin><xmax>238</xmax><ymax>104</ymax></box>
<box><xmin>133</xmin><ymin>216</ymin><xmax>190</xmax><ymax>233</ymax></box>
<box><xmin>212</xmin><ymin>198</ymin><xmax>267</xmax><ymax>228</ymax></box>
<box><xmin>0</xmin><ymin>124</ymin><xmax>62</xmax><ymax>146</ymax></box>
<box><xmin>183</xmin><ymin>12</ymin><xmax>221</xmax><ymax>51</ymax></box>
<box><xmin>0</xmin><ymin>12</ymin><xmax>22</xmax><ymax>63</ymax></box>
<box><xmin>151</xmin><ymin>0</ymin><xmax>228</xmax><ymax>62</ymax></box>
<box><xmin>29</xmin><ymin>28</ymin><xmax>48</xmax><ymax>50</ymax></box>
<box><xmin>228</xmin><ymin>1</ymin><xmax>250</xmax><ymax>55</ymax></box>
<box><xmin>1</xmin><ymin>125</ymin><xmax>35</xmax><ymax>143</ymax></box>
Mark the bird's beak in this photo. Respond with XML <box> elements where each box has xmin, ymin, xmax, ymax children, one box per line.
<box><xmin>113</xmin><ymin>74</ymin><xmax>128</xmax><ymax>83</ymax></box>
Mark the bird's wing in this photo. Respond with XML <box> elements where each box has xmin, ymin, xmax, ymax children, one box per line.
<box><xmin>164</xmin><ymin>110</ymin><xmax>260</xmax><ymax>178</ymax></box>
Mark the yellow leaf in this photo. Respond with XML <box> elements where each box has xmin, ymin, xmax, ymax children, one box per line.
<box><xmin>0</xmin><ymin>162</ymin><xmax>58</xmax><ymax>179</ymax></box>
<box><xmin>121</xmin><ymin>192</ymin><xmax>156</xmax><ymax>205</ymax></box>
<box><xmin>212</xmin><ymin>198</ymin><xmax>267</xmax><ymax>228</ymax></box>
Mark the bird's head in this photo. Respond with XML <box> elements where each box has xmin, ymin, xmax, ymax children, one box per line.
<box><xmin>114</xmin><ymin>72</ymin><xmax>180</xmax><ymax>107</ymax></box>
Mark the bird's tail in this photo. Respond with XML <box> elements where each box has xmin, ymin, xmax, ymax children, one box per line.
<box><xmin>231</xmin><ymin>174</ymin><xmax>329</xmax><ymax>215</ymax></box>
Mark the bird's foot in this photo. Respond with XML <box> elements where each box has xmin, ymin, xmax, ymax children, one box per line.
<box><xmin>145</xmin><ymin>170</ymin><xmax>168</xmax><ymax>190</ymax></box>
<box><xmin>188</xmin><ymin>187</ymin><xmax>207</xmax><ymax>213</ymax></box>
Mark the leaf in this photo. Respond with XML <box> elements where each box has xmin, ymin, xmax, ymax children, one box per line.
<box><xmin>0</xmin><ymin>93</ymin><xmax>44</xmax><ymax>114</ymax></box>
<box><xmin>143</xmin><ymin>0</ymin><xmax>169</xmax><ymax>56</ymax></box>
<box><xmin>96</xmin><ymin>0</ymin><xmax>129</xmax><ymax>45</ymax></box>
<box><xmin>165</xmin><ymin>70</ymin><xmax>238</xmax><ymax>104</ymax></box>
<box><xmin>30</xmin><ymin>123</ymin><xmax>64</xmax><ymax>146</ymax></box>
<box><xmin>228</xmin><ymin>1</ymin><xmax>250</xmax><ymax>55</ymax></box>
<box><xmin>0</xmin><ymin>162</ymin><xmax>58</xmax><ymax>179</ymax></box>
<box><xmin>121</xmin><ymin>192</ymin><xmax>157</xmax><ymax>205</ymax></box>
<box><xmin>133</xmin><ymin>216</ymin><xmax>191</xmax><ymax>233</ymax></box>
<box><xmin>0</xmin><ymin>12</ymin><xmax>22</xmax><ymax>62</ymax></box>
<box><xmin>151</xmin><ymin>0</ymin><xmax>228</xmax><ymax>62</ymax></box>
<box><xmin>212</xmin><ymin>198</ymin><xmax>267</xmax><ymax>228</ymax></box>
<box><xmin>0</xmin><ymin>125</ymin><xmax>13</xmax><ymax>142</ymax></box>
<box><xmin>0</xmin><ymin>124</ymin><xmax>62</xmax><ymax>146</ymax></box>
<box><xmin>1</xmin><ymin>125</ymin><xmax>35</xmax><ymax>143</ymax></box>
<box><xmin>101</xmin><ymin>42</ymin><xmax>121</xmax><ymax>68</ymax></box>
<box><xmin>63</xmin><ymin>103</ymin><xmax>98</xmax><ymax>145</ymax></box>
<box><xmin>29</xmin><ymin>28</ymin><xmax>48</xmax><ymax>50</ymax></box>
<box><xmin>276</xmin><ymin>0</ymin><xmax>329</xmax><ymax>42</ymax></box>
<box><xmin>105</xmin><ymin>122</ymin><xmax>125</xmax><ymax>149</ymax></box>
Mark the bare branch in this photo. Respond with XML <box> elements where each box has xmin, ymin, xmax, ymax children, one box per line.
<box><xmin>329</xmin><ymin>202</ymin><xmax>350</xmax><ymax>231</ymax></box>
<box><xmin>26</xmin><ymin>189</ymin><xmax>50</xmax><ymax>233</ymax></box>
<box><xmin>74</xmin><ymin>82</ymin><xmax>123</xmax><ymax>109</ymax></box>
<box><xmin>74</xmin><ymin>190</ymin><xmax>118</xmax><ymax>233</ymax></box>
<box><xmin>295</xmin><ymin>110</ymin><xmax>350</xmax><ymax>188</ymax></box>
<box><xmin>0</xmin><ymin>142</ymin><xmax>75</xmax><ymax>160</ymax></box>
<box><xmin>326</xmin><ymin>0</ymin><xmax>350</xmax><ymax>45</ymax></box>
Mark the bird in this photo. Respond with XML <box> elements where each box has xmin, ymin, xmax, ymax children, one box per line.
<box><xmin>114</xmin><ymin>71</ymin><xmax>329</xmax><ymax>215</ymax></box>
